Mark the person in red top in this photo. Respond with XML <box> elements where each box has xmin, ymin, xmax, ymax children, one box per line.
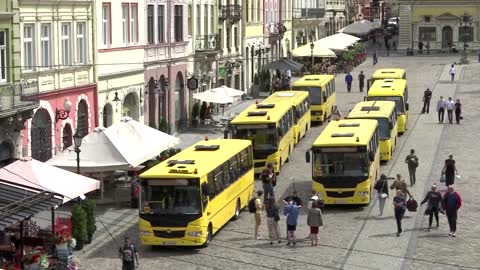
<box><xmin>442</xmin><ymin>185</ymin><xmax>462</xmax><ymax>237</ymax></box>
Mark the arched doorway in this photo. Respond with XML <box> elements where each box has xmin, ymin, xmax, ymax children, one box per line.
<box><xmin>158</xmin><ymin>75</ymin><xmax>167</xmax><ymax>125</ymax></box>
<box><xmin>123</xmin><ymin>92</ymin><xmax>139</xmax><ymax>121</ymax></box>
<box><xmin>148</xmin><ymin>77</ymin><xmax>157</xmax><ymax>128</ymax></box>
<box><xmin>77</xmin><ymin>99</ymin><xmax>88</xmax><ymax>137</ymax></box>
<box><xmin>31</xmin><ymin>109</ymin><xmax>52</xmax><ymax>162</ymax></box>
<box><xmin>0</xmin><ymin>140</ymin><xmax>15</xmax><ymax>165</ymax></box>
<box><xmin>62</xmin><ymin>123</ymin><xmax>73</xmax><ymax>150</ymax></box>
<box><xmin>442</xmin><ymin>26</ymin><xmax>453</xmax><ymax>48</ymax></box>
<box><xmin>103</xmin><ymin>103</ymin><xmax>113</xmax><ymax>127</ymax></box>
<box><xmin>175</xmin><ymin>72</ymin><xmax>185</xmax><ymax>130</ymax></box>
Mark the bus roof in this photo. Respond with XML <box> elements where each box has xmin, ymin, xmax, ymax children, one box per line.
<box><xmin>372</xmin><ymin>68</ymin><xmax>406</xmax><ymax>79</ymax></box>
<box><xmin>262</xmin><ymin>91</ymin><xmax>309</xmax><ymax>106</ymax></box>
<box><xmin>347</xmin><ymin>101</ymin><xmax>396</xmax><ymax>119</ymax></box>
<box><xmin>312</xmin><ymin>119</ymin><xmax>378</xmax><ymax>147</ymax></box>
<box><xmin>368</xmin><ymin>79</ymin><xmax>407</xmax><ymax>97</ymax></box>
<box><xmin>230</xmin><ymin>102</ymin><xmax>292</xmax><ymax>125</ymax></box>
<box><xmin>140</xmin><ymin>139</ymin><xmax>252</xmax><ymax>179</ymax></box>
<box><xmin>292</xmin><ymin>74</ymin><xmax>335</xmax><ymax>87</ymax></box>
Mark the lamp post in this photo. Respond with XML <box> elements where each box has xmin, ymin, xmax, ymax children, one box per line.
<box><xmin>459</xmin><ymin>11</ymin><xmax>473</xmax><ymax>64</ymax></box>
<box><xmin>55</xmin><ymin>98</ymin><xmax>73</xmax><ymax>123</ymax></box>
<box><xmin>73</xmin><ymin>132</ymin><xmax>83</xmax><ymax>174</ymax></box>
<box><xmin>310</xmin><ymin>42</ymin><xmax>315</xmax><ymax>66</ymax></box>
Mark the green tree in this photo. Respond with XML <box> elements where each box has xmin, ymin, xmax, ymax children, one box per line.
<box><xmin>71</xmin><ymin>205</ymin><xmax>88</xmax><ymax>250</ymax></box>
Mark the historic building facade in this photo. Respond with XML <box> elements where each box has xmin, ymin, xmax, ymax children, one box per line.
<box><xmin>292</xmin><ymin>0</ymin><xmax>327</xmax><ymax>49</ymax></box>
<box><xmin>242</xmin><ymin>0</ymin><xmax>264</xmax><ymax>94</ymax></box>
<box><xmin>19</xmin><ymin>0</ymin><xmax>97</xmax><ymax>162</ymax></box>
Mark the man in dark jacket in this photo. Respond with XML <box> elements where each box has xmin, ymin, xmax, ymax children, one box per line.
<box><xmin>442</xmin><ymin>185</ymin><xmax>462</xmax><ymax>237</ymax></box>
<box><xmin>422</xmin><ymin>88</ymin><xmax>432</xmax><ymax>114</ymax></box>
<box><xmin>420</xmin><ymin>184</ymin><xmax>442</xmax><ymax>230</ymax></box>
<box><xmin>405</xmin><ymin>149</ymin><xmax>419</xmax><ymax>186</ymax></box>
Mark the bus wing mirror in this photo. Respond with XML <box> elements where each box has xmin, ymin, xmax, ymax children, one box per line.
<box><xmin>368</xmin><ymin>151</ymin><xmax>375</xmax><ymax>162</ymax></box>
<box><xmin>224</xmin><ymin>129</ymin><xmax>229</xmax><ymax>139</ymax></box>
<box><xmin>323</xmin><ymin>96</ymin><xmax>327</xmax><ymax>102</ymax></box>
<box><xmin>405</xmin><ymin>103</ymin><xmax>409</xmax><ymax>111</ymax></box>
<box><xmin>389</xmin><ymin>122</ymin><xmax>394</xmax><ymax>129</ymax></box>
<box><xmin>305</xmin><ymin>151</ymin><xmax>311</xmax><ymax>163</ymax></box>
<box><xmin>201</xmin><ymin>183</ymin><xmax>210</xmax><ymax>197</ymax></box>
<box><xmin>278</xmin><ymin>127</ymin><xmax>283</xmax><ymax>137</ymax></box>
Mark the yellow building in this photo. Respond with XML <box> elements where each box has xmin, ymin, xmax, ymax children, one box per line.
<box><xmin>398</xmin><ymin>1</ymin><xmax>480</xmax><ymax>50</ymax></box>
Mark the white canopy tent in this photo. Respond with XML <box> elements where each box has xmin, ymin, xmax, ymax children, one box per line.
<box><xmin>292</xmin><ymin>44</ymin><xmax>336</xmax><ymax>57</ymax></box>
<box><xmin>313</xmin><ymin>33</ymin><xmax>361</xmax><ymax>51</ymax></box>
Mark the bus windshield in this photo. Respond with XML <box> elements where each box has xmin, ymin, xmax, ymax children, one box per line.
<box><xmin>367</xmin><ymin>96</ymin><xmax>404</xmax><ymax>114</ymax></box>
<box><xmin>141</xmin><ymin>179</ymin><xmax>201</xmax><ymax>215</ymax></box>
<box><xmin>293</xmin><ymin>86</ymin><xmax>321</xmax><ymax>105</ymax></box>
<box><xmin>231</xmin><ymin>125</ymin><xmax>278</xmax><ymax>153</ymax></box>
<box><xmin>376</xmin><ymin>118</ymin><xmax>391</xmax><ymax>140</ymax></box>
<box><xmin>313</xmin><ymin>150</ymin><xmax>369</xmax><ymax>177</ymax></box>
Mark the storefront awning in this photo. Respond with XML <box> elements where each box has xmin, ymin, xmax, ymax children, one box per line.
<box><xmin>0</xmin><ymin>181</ymin><xmax>63</xmax><ymax>231</ymax></box>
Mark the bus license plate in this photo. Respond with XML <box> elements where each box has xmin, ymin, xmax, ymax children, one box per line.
<box><xmin>335</xmin><ymin>199</ymin><xmax>348</xmax><ymax>204</ymax></box>
<box><xmin>162</xmin><ymin>241</ymin><xmax>176</xmax><ymax>246</ymax></box>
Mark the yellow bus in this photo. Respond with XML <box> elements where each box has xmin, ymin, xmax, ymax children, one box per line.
<box><xmin>346</xmin><ymin>101</ymin><xmax>398</xmax><ymax>161</ymax></box>
<box><xmin>366</xmin><ymin>79</ymin><xmax>409</xmax><ymax>134</ymax></box>
<box><xmin>230</xmin><ymin>102</ymin><xmax>295</xmax><ymax>174</ymax></box>
<box><xmin>263</xmin><ymin>91</ymin><xmax>311</xmax><ymax>145</ymax></box>
<box><xmin>305</xmin><ymin>119</ymin><xmax>380</xmax><ymax>205</ymax></box>
<box><xmin>139</xmin><ymin>139</ymin><xmax>254</xmax><ymax>247</ymax></box>
<box><xmin>291</xmin><ymin>75</ymin><xmax>336</xmax><ymax>123</ymax></box>
<box><xmin>368</xmin><ymin>68</ymin><xmax>407</xmax><ymax>89</ymax></box>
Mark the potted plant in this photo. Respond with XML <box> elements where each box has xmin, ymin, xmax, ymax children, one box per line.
<box><xmin>22</xmin><ymin>249</ymin><xmax>48</xmax><ymax>270</ymax></box>
<box><xmin>191</xmin><ymin>102</ymin><xmax>200</xmax><ymax>127</ymax></box>
<box><xmin>82</xmin><ymin>199</ymin><xmax>97</xmax><ymax>244</ymax></box>
<box><xmin>71</xmin><ymin>205</ymin><xmax>87</xmax><ymax>250</ymax></box>
<box><xmin>51</xmin><ymin>223</ymin><xmax>72</xmax><ymax>251</ymax></box>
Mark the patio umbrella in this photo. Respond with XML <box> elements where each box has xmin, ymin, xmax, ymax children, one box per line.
<box><xmin>0</xmin><ymin>158</ymin><xmax>100</xmax><ymax>203</ymax></box>
<box><xmin>292</xmin><ymin>44</ymin><xmax>336</xmax><ymax>57</ymax></box>
<box><xmin>313</xmin><ymin>33</ymin><xmax>361</xmax><ymax>51</ymax></box>
<box><xmin>193</xmin><ymin>88</ymin><xmax>235</xmax><ymax>104</ymax></box>
<box><xmin>209</xmin><ymin>85</ymin><xmax>245</xmax><ymax>97</ymax></box>
<box><xmin>263</xmin><ymin>58</ymin><xmax>304</xmax><ymax>72</ymax></box>
<box><xmin>339</xmin><ymin>19</ymin><xmax>382</xmax><ymax>36</ymax></box>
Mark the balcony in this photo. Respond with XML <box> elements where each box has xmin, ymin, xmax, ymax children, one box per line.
<box><xmin>294</xmin><ymin>8</ymin><xmax>326</xmax><ymax>19</ymax></box>
<box><xmin>195</xmin><ymin>34</ymin><xmax>220</xmax><ymax>53</ymax></box>
<box><xmin>219</xmin><ymin>5</ymin><xmax>241</xmax><ymax>22</ymax></box>
<box><xmin>0</xmin><ymin>81</ymin><xmax>39</xmax><ymax>117</ymax></box>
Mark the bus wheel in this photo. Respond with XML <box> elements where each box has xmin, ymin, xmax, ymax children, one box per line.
<box><xmin>232</xmin><ymin>199</ymin><xmax>241</xmax><ymax>220</ymax></box>
<box><xmin>202</xmin><ymin>224</ymin><xmax>213</xmax><ymax>248</ymax></box>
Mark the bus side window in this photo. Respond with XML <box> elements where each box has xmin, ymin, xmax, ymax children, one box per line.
<box><xmin>239</xmin><ymin>148</ymin><xmax>251</xmax><ymax>174</ymax></box>
<box><xmin>206</xmin><ymin>172</ymin><xmax>215</xmax><ymax>200</ymax></box>
<box><xmin>229</xmin><ymin>156</ymin><xmax>239</xmax><ymax>184</ymax></box>
<box><xmin>221</xmin><ymin>162</ymin><xmax>231</xmax><ymax>188</ymax></box>
<box><xmin>214</xmin><ymin>168</ymin><xmax>224</xmax><ymax>196</ymax></box>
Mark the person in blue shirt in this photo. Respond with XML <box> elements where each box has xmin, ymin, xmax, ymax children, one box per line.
<box><xmin>284</xmin><ymin>199</ymin><xmax>301</xmax><ymax>246</ymax></box>
<box><xmin>345</xmin><ymin>73</ymin><xmax>353</xmax><ymax>92</ymax></box>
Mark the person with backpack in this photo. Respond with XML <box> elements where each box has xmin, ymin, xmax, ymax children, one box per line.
<box><xmin>248</xmin><ymin>191</ymin><xmax>264</xmax><ymax>240</ymax></box>
<box><xmin>442</xmin><ymin>185</ymin><xmax>462</xmax><ymax>237</ymax></box>
<box><xmin>307</xmin><ymin>200</ymin><xmax>323</xmax><ymax>246</ymax></box>
<box><xmin>284</xmin><ymin>199</ymin><xmax>301</xmax><ymax>246</ymax></box>
<box><xmin>420</xmin><ymin>184</ymin><xmax>442</xmax><ymax>230</ymax></box>
<box><xmin>374</xmin><ymin>174</ymin><xmax>389</xmax><ymax>216</ymax></box>
<box><xmin>265</xmin><ymin>198</ymin><xmax>281</xmax><ymax>245</ymax></box>
<box><xmin>118</xmin><ymin>236</ymin><xmax>139</xmax><ymax>270</ymax></box>
<box><xmin>392</xmin><ymin>190</ymin><xmax>407</xmax><ymax>237</ymax></box>
<box><xmin>405</xmin><ymin>149</ymin><xmax>419</xmax><ymax>187</ymax></box>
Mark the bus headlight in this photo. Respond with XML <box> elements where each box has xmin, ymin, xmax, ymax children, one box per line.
<box><xmin>358</xmin><ymin>191</ymin><xmax>369</xmax><ymax>197</ymax></box>
<box><xmin>187</xmin><ymin>231</ymin><xmax>202</xmax><ymax>237</ymax></box>
<box><xmin>140</xmin><ymin>231</ymin><xmax>151</xmax><ymax>236</ymax></box>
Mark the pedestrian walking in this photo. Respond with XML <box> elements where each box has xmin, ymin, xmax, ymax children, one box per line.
<box><xmin>442</xmin><ymin>185</ymin><xmax>462</xmax><ymax>237</ymax></box>
<box><xmin>421</xmin><ymin>88</ymin><xmax>432</xmax><ymax>114</ymax></box>
<box><xmin>418</xmin><ymin>41</ymin><xmax>424</xmax><ymax>54</ymax></box>
<box><xmin>426</xmin><ymin>41</ymin><xmax>430</xmax><ymax>54</ymax></box>
<box><xmin>420</xmin><ymin>184</ymin><xmax>442</xmax><ymax>230</ymax></box>
<box><xmin>118</xmin><ymin>236</ymin><xmax>140</xmax><ymax>270</ymax></box>
<box><xmin>441</xmin><ymin>154</ymin><xmax>459</xmax><ymax>187</ymax></box>
<box><xmin>449</xmin><ymin>64</ymin><xmax>456</xmax><ymax>82</ymax></box>
<box><xmin>345</xmin><ymin>72</ymin><xmax>353</xmax><ymax>92</ymax></box>
<box><xmin>284</xmin><ymin>199</ymin><xmax>301</xmax><ymax>246</ymax></box>
<box><xmin>265</xmin><ymin>198</ymin><xmax>281</xmax><ymax>245</ymax></box>
<box><xmin>373</xmin><ymin>51</ymin><xmax>378</xmax><ymax>65</ymax></box>
<box><xmin>261</xmin><ymin>166</ymin><xmax>275</xmax><ymax>200</ymax></box>
<box><xmin>307</xmin><ymin>201</ymin><xmax>323</xmax><ymax>246</ymax></box>
<box><xmin>455</xmin><ymin>99</ymin><xmax>462</xmax><ymax>124</ymax></box>
<box><xmin>436</xmin><ymin>96</ymin><xmax>446</xmax><ymax>123</ymax></box>
<box><xmin>393</xmin><ymin>190</ymin><xmax>407</xmax><ymax>236</ymax></box>
<box><xmin>405</xmin><ymin>149</ymin><xmax>419</xmax><ymax>187</ymax></box>
<box><xmin>446</xmin><ymin>97</ymin><xmax>455</xmax><ymax>124</ymax></box>
<box><xmin>373</xmin><ymin>174</ymin><xmax>389</xmax><ymax>216</ymax></box>
<box><xmin>253</xmin><ymin>191</ymin><xmax>264</xmax><ymax>239</ymax></box>
<box><xmin>358</xmin><ymin>71</ymin><xmax>365</xmax><ymax>92</ymax></box>
<box><xmin>390</xmin><ymin>174</ymin><xmax>412</xmax><ymax>199</ymax></box>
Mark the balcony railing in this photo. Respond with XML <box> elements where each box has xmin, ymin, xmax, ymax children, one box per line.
<box><xmin>294</xmin><ymin>8</ymin><xmax>326</xmax><ymax>19</ymax></box>
<box><xmin>0</xmin><ymin>81</ymin><xmax>39</xmax><ymax>115</ymax></box>
<box><xmin>195</xmin><ymin>34</ymin><xmax>220</xmax><ymax>52</ymax></box>
<box><xmin>219</xmin><ymin>5</ymin><xmax>241</xmax><ymax>21</ymax></box>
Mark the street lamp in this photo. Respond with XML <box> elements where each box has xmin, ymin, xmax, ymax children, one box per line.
<box><xmin>459</xmin><ymin>11</ymin><xmax>473</xmax><ymax>64</ymax></box>
<box><xmin>55</xmin><ymin>98</ymin><xmax>72</xmax><ymax>123</ymax></box>
<box><xmin>310</xmin><ymin>42</ymin><xmax>315</xmax><ymax>66</ymax></box>
<box><xmin>73</xmin><ymin>132</ymin><xmax>83</xmax><ymax>174</ymax></box>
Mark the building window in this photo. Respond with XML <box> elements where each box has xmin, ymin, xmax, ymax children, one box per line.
<box><xmin>61</xmin><ymin>23</ymin><xmax>71</xmax><ymax>66</ymax></box>
<box><xmin>234</xmin><ymin>27</ymin><xmax>238</xmax><ymax>48</ymax></box>
<box><xmin>102</xmin><ymin>3</ymin><xmax>111</xmax><ymax>46</ymax></box>
<box><xmin>210</xmin><ymin>5</ymin><xmax>214</xmax><ymax>33</ymax></box>
<box><xmin>147</xmin><ymin>5</ymin><xmax>154</xmax><ymax>44</ymax></box>
<box><xmin>424</xmin><ymin>16</ymin><xmax>431</xmax><ymax>22</ymax></box>
<box><xmin>257</xmin><ymin>0</ymin><xmax>261</xmax><ymax>22</ymax></box>
<box><xmin>0</xmin><ymin>31</ymin><xmax>7</xmax><ymax>82</ymax></box>
<box><xmin>226</xmin><ymin>28</ymin><xmax>231</xmax><ymax>50</ymax></box>
<box><xmin>419</xmin><ymin>27</ymin><xmax>436</xmax><ymax>42</ymax></box>
<box><xmin>459</xmin><ymin>26</ymin><xmax>474</xmax><ymax>42</ymax></box>
<box><xmin>122</xmin><ymin>4</ymin><xmax>129</xmax><ymax>44</ymax></box>
<box><xmin>174</xmin><ymin>5</ymin><xmax>183</xmax><ymax>42</ymax></box>
<box><xmin>204</xmin><ymin>4</ymin><xmax>208</xmax><ymax>34</ymax></box>
<box><xmin>196</xmin><ymin>5</ymin><xmax>201</xmax><ymax>35</ymax></box>
<box><xmin>158</xmin><ymin>5</ymin><xmax>165</xmax><ymax>43</ymax></box>
<box><xmin>40</xmin><ymin>24</ymin><xmax>52</xmax><ymax>68</ymax></box>
<box><xmin>76</xmin><ymin>22</ymin><xmax>86</xmax><ymax>64</ymax></box>
<box><xmin>246</xmin><ymin>0</ymin><xmax>249</xmax><ymax>22</ymax></box>
<box><xmin>130</xmin><ymin>4</ymin><xmax>138</xmax><ymax>43</ymax></box>
<box><xmin>188</xmin><ymin>5</ymin><xmax>192</xmax><ymax>36</ymax></box>
<box><xmin>23</xmin><ymin>24</ymin><xmax>35</xmax><ymax>71</ymax></box>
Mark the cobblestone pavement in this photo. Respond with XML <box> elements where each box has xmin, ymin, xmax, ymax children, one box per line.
<box><xmin>73</xmin><ymin>56</ymin><xmax>480</xmax><ymax>270</ymax></box>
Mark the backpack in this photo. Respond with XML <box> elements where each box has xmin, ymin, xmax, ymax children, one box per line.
<box><xmin>121</xmin><ymin>244</ymin><xmax>135</xmax><ymax>263</ymax></box>
<box><xmin>248</xmin><ymin>198</ymin><xmax>257</xmax><ymax>213</ymax></box>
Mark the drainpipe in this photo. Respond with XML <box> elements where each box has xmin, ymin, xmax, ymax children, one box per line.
<box><xmin>91</xmin><ymin>0</ymin><xmax>99</xmax><ymax>127</ymax></box>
